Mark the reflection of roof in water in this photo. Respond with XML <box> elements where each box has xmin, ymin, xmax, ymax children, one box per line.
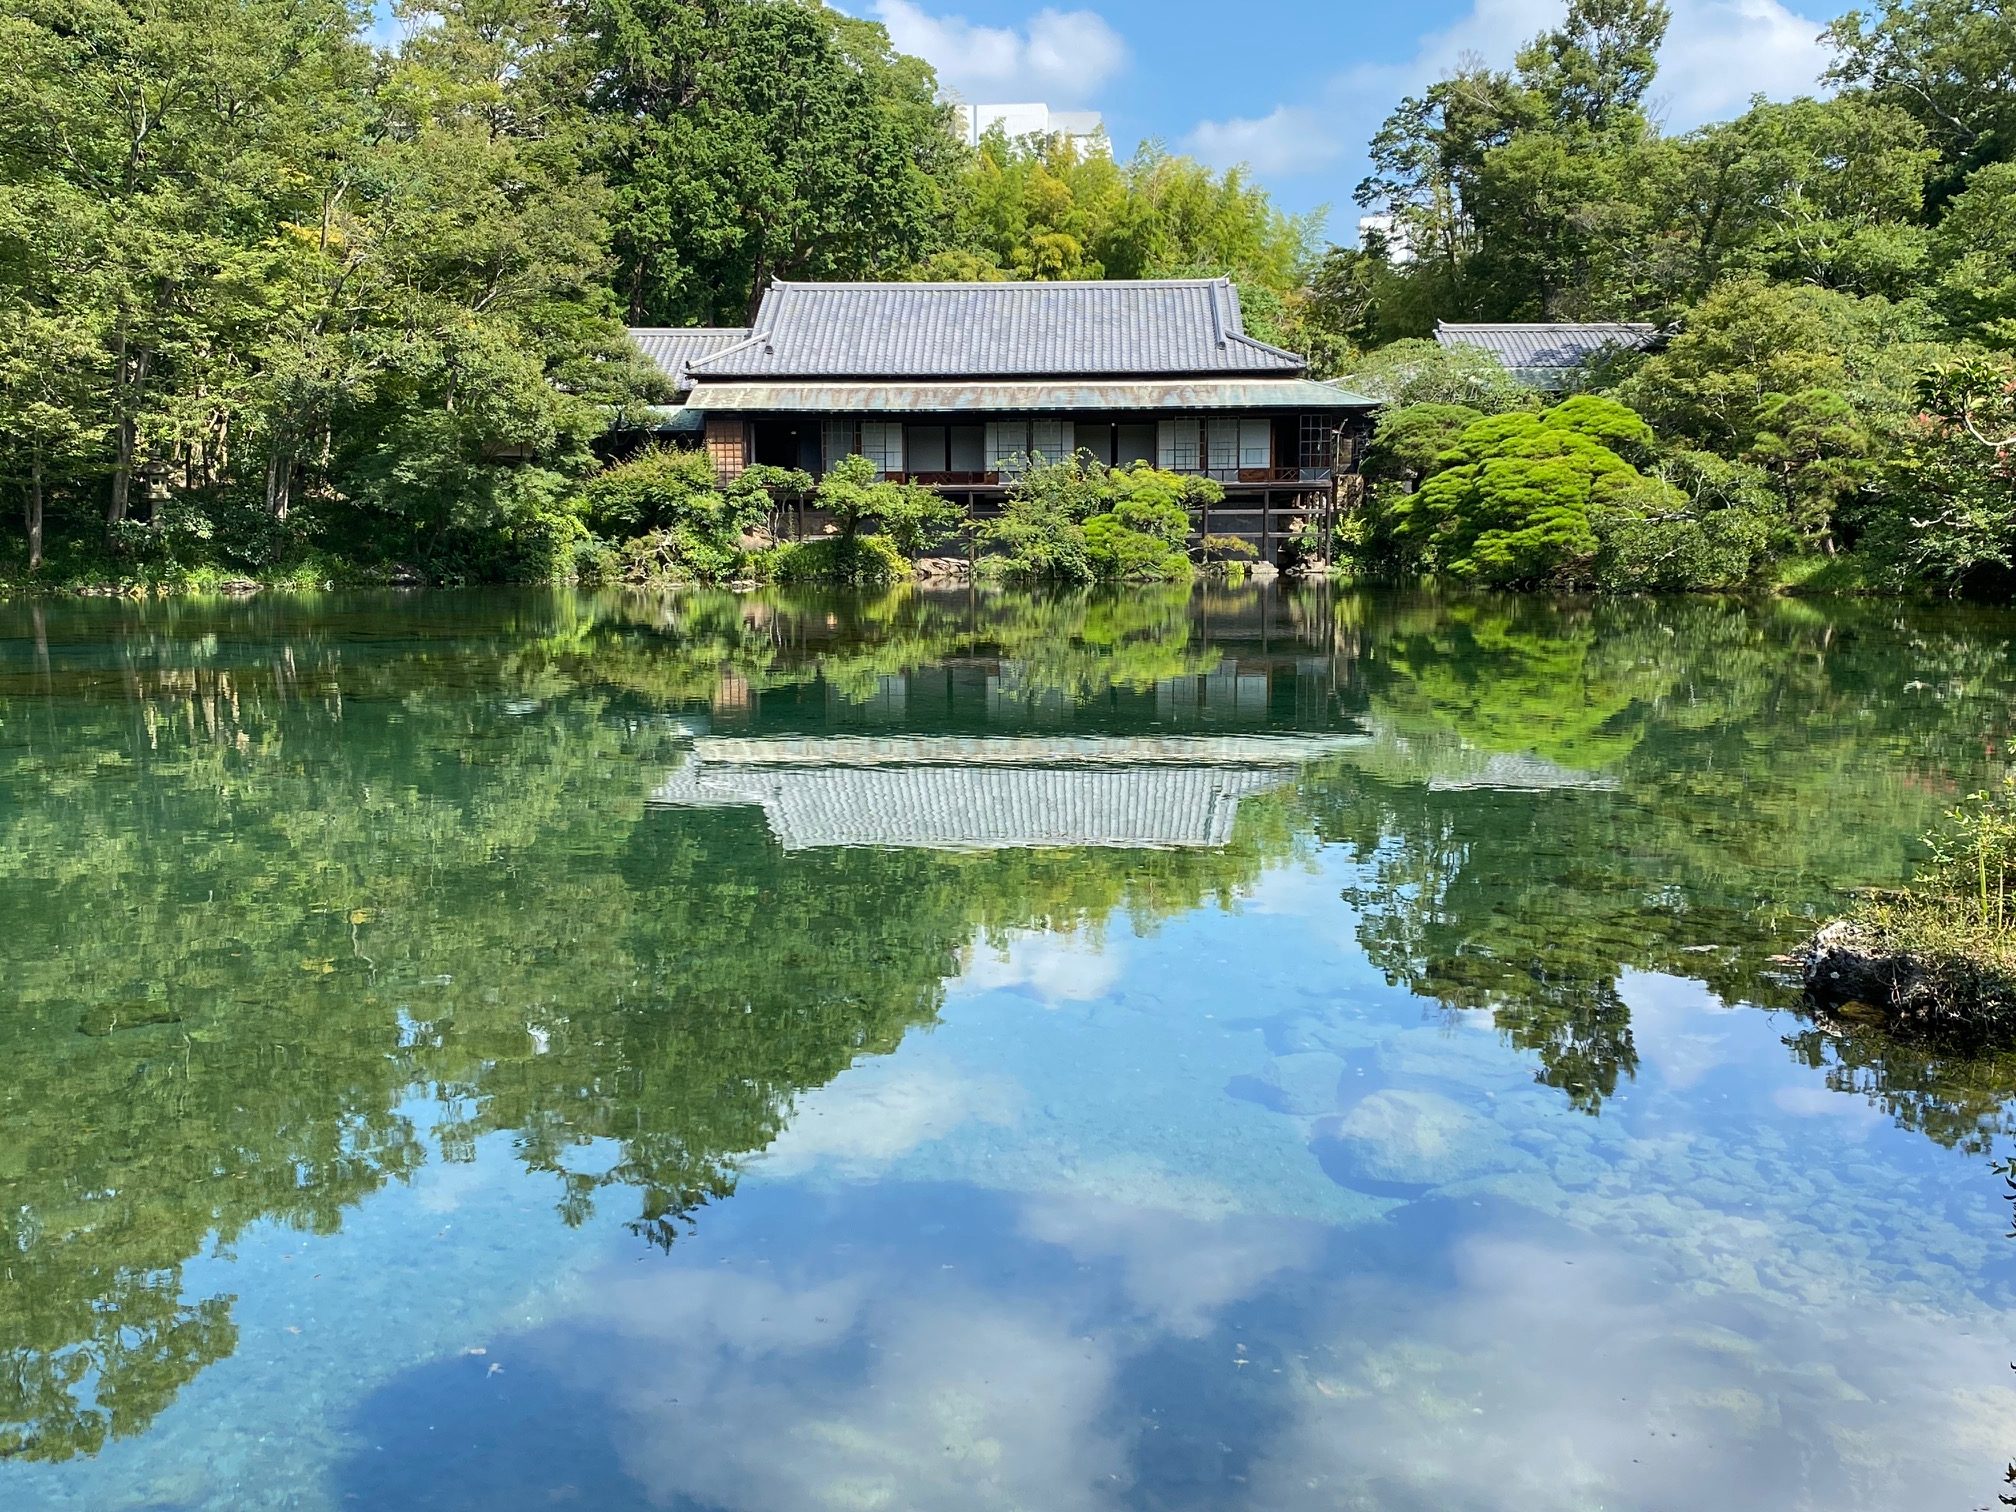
<box><xmin>651</xmin><ymin>734</ymin><xmax>1366</xmax><ymax>851</ymax></box>
<box><xmin>1424</xmin><ymin>751</ymin><xmax>1621</xmax><ymax>792</ymax></box>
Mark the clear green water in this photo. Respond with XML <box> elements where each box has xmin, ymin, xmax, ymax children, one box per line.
<box><xmin>4</xmin><ymin>583</ymin><xmax>2016</xmax><ymax>1511</ymax></box>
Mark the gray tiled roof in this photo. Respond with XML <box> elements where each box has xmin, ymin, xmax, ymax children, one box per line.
<box><xmin>649</xmin><ymin>734</ymin><xmax>1367</xmax><ymax>851</ymax></box>
<box><xmin>630</xmin><ymin>327</ymin><xmax>751</xmax><ymax>393</ymax></box>
<box><xmin>685</xmin><ymin>279</ymin><xmax>1306</xmax><ymax>379</ymax></box>
<box><xmin>1433</xmin><ymin>321</ymin><xmax>1658</xmax><ymax>387</ymax></box>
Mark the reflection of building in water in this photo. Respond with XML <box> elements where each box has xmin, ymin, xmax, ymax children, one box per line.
<box><xmin>1424</xmin><ymin>751</ymin><xmax>1620</xmax><ymax>792</ymax></box>
<box><xmin>652</xmin><ymin>734</ymin><xmax>1367</xmax><ymax>850</ymax></box>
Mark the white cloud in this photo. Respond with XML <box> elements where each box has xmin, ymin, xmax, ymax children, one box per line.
<box><xmin>1187</xmin><ymin>105</ymin><xmax>1345</xmax><ymax>178</ymax></box>
<box><xmin>1186</xmin><ymin>0</ymin><xmax>1833</xmax><ymax>185</ymax></box>
<box><xmin>871</xmin><ymin>1</ymin><xmax>1127</xmax><ymax>106</ymax></box>
<box><xmin>1653</xmin><ymin>0</ymin><xmax>1833</xmax><ymax>124</ymax></box>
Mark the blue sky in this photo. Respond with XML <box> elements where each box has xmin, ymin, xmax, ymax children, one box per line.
<box><xmin>861</xmin><ymin>0</ymin><xmax>1852</xmax><ymax>241</ymax></box>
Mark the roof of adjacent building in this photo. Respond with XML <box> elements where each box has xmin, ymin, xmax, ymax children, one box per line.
<box><xmin>1433</xmin><ymin>321</ymin><xmax>1660</xmax><ymax>386</ymax></box>
<box><xmin>680</xmin><ymin>279</ymin><xmax>1308</xmax><ymax>380</ymax></box>
<box><xmin>681</xmin><ymin>377</ymin><xmax>1375</xmax><ymax>412</ymax></box>
<box><xmin>630</xmin><ymin>327</ymin><xmax>751</xmax><ymax>393</ymax></box>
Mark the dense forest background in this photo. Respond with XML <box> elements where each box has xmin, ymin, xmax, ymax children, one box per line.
<box><xmin>0</xmin><ymin>0</ymin><xmax>2012</xmax><ymax>592</ymax></box>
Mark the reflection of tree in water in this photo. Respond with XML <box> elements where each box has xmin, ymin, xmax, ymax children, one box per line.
<box><xmin>1307</xmin><ymin>593</ymin><xmax>2016</xmax><ymax>1120</ymax></box>
<box><xmin>0</xmin><ymin>589</ymin><xmax>1288</xmax><ymax>1461</ymax></box>
<box><xmin>534</xmin><ymin>580</ymin><xmax>1221</xmax><ymax>709</ymax></box>
<box><xmin>5</xmin><ymin>584</ymin><xmax>2016</xmax><ymax>1460</ymax></box>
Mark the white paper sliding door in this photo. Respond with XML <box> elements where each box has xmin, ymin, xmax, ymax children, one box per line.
<box><xmin>1238</xmin><ymin>419</ymin><xmax>1272</xmax><ymax>469</ymax></box>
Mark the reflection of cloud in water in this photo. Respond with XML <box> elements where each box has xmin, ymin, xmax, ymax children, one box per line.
<box><xmin>567</xmin><ymin>1266</ymin><xmax>1131</xmax><ymax>1512</ymax></box>
<box><xmin>1019</xmin><ymin>1194</ymin><xmax>1324</xmax><ymax>1336</ymax></box>
<box><xmin>1619</xmin><ymin>969</ymin><xmax>1744</xmax><ymax>1091</ymax></box>
<box><xmin>424</xmin><ymin>1180</ymin><xmax>2016</xmax><ymax>1512</ymax></box>
<box><xmin>1771</xmin><ymin>1083</ymin><xmax>1887</xmax><ymax>1129</ymax></box>
<box><xmin>1244</xmin><ymin>1224</ymin><xmax>2013</xmax><ymax>1511</ymax></box>
<box><xmin>1239</xmin><ymin>856</ymin><xmax>1350</xmax><ymax>922</ymax></box>
<box><xmin>957</xmin><ymin>926</ymin><xmax>1124</xmax><ymax>1004</ymax></box>
<box><xmin>754</xmin><ymin>1062</ymin><xmax>1021</xmax><ymax>1178</ymax></box>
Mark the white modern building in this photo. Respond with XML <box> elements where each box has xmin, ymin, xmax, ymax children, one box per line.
<box><xmin>1356</xmin><ymin>214</ymin><xmax>1416</xmax><ymax>265</ymax></box>
<box><xmin>954</xmin><ymin>101</ymin><xmax>1106</xmax><ymax>151</ymax></box>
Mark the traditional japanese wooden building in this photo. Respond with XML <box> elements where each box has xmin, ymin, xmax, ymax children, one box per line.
<box><xmin>631</xmin><ymin>278</ymin><xmax>1377</xmax><ymax>562</ymax></box>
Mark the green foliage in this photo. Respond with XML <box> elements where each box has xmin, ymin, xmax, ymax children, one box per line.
<box><xmin>583</xmin><ymin>449</ymin><xmax>807</xmax><ymax>584</ymax></box>
<box><xmin>1365</xmin><ymin>403</ymin><xmax>1487</xmax><ymax>487</ymax></box>
<box><xmin>982</xmin><ymin>456</ymin><xmax>1217</xmax><ymax>583</ymax></box>
<box><xmin>1335</xmin><ymin>0</ymin><xmax>2016</xmax><ymax>597</ymax></box>
<box><xmin>1933</xmin><ymin>162</ymin><xmax>2016</xmax><ymax>343</ymax></box>
<box><xmin>1857</xmin><ymin>353</ymin><xmax>2016</xmax><ymax>596</ymax></box>
<box><xmin>0</xmin><ymin>0</ymin><xmax>656</xmax><ymax>587</ymax></box>
<box><xmin>768</xmin><ymin>532</ymin><xmax>910</xmax><ymax>585</ymax></box>
<box><xmin>1592</xmin><ymin>489</ymin><xmax>1773</xmax><ymax>591</ymax></box>
<box><xmin>1334</xmin><ymin>340</ymin><xmax>1535</xmax><ymax>412</ymax></box>
<box><xmin>943</xmin><ymin>133</ymin><xmax>1317</xmax><ymax>310</ymax></box>
<box><xmin>1615</xmin><ymin>279</ymin><xmax>1943</xmax><ymax>547</ymax></box>
<box><xmin>1827</xmin><ymin>0</ymin><xmax>2016</xmax><ymax>203</ymax></box>
<box><xmin>1371</xmin><ymin>395</ymin><xmax>1780</xmax><ymax>590</ymax></box>
<box><xmin>1846</xmin><ymin>777</ymin><xmax>2016</xmax><ymax>1038</ymax></box>
<box><xmin>584</xmin><ymin>0</ymin><xmax>958</xmax><ymax>325</ymax></box>
<box><xmin>812</xmin><ymin>455</ymin><xmax>963</xmax><ymax>555</ymax></box>
<box><xmin>1538</xmin><ymin>394</ymin><xmax>1656</xmax><ymax>464</ymax></box>
<box><xmin>1385</xmin><ymin>401</ymin><xmax>1673</xmax><ymax>587</ymax></box>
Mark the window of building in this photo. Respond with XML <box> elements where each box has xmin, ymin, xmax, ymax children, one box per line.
<box><xmin>822</xmin><ymin>419</ymin><xmax>858</xmax><ymax>471</ymax></box>
<box><xmin>1206</xmin><ymin>418</ymin><xmax>1239</xmax><ymax>472</ymax></box>
<box><xmin>1030</xmin><ymin>419</ymin><xmax>1074</xmax><ymax>460</ymax></box>
<box><xmin>1157</xmin><ymin>419</ymin><xmax>1201</xmax><ymax>471</ymax></box>
<box><xmin>985</xmin><ymin>420</ymin><xmax>1028</xmax><ymax>471</ymax></box>
<box><xmin>1117</xmin><ymin>424</ymin><xmax>1156</xmax><ymax>467</ymax></box>
<box><xmin>860</xmin><ymin>421</ymin><xmax>904</xmax><ymax>475</ymax></box>
<box><xmin>1079</xmin><ymin>424</ymin><xmax>1115</xmax><ymax>465</ymax></box>
<box><xmin>1299</xmin><ymin>415</ymin><xmax>1336</xmax><ymax>470</ymax></box>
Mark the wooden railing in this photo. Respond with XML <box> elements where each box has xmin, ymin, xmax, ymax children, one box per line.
<box><xmin>866</xmin><ymin>465</ymin><xmax>1335</xmax><ymax>487</ymax></box>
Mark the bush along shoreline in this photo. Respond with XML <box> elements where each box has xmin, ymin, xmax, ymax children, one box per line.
<box><xmin>1798</xmin><ymin>777</ymin><xmax>2016</xmax><ymax>1048</ymax></box>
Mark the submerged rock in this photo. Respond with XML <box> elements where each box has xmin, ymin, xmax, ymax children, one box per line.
<box><xmin>1311</xmin><ymin>1089</ymin><xmax>1510</xmax><ymax>1192</ymax></box>
<box><xmin>1241</xmin><ymin>1050</ymin><xmax>1349</xmax><ymax>1116</ymax></box>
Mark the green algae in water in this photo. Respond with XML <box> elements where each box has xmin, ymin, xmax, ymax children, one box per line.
<box><xmin>3</xmin><ymin>584</ymin><xmax>2016</xmax><ymax>1509</ymax></box>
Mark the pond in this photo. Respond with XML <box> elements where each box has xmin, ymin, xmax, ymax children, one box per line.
<box><xmin>3</xmin><ymin>583</ymin><xmax>2016</xmax><ymax>1511</ymax></box>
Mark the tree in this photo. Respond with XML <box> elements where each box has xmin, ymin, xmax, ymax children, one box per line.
<box><xmin>1514</xmin><ymin>0</ymin><xmax>1670</xmax><ymax>135</ymax></box>
<box><xmin>1364</xmin><ymin>403</ymin><xmax>1488</xmax><ymax>489</ymax></box>
<box><xmin>982</xmin><ymin>455</ymin><xmax>1219</xmax><ymax>582</ymax></box>
<box><xmin>1860</xmin><ymin>354</ymin><xmax>2016</xmax><ymax>593</ymax></box>
<box><xmin>1616</xmin><ymin>278</ymin><xmax>1932</xmax><ymax>545</ymax></box>
<box><xmin>1664</xmin><ymin>95</ymin><xmax>1936</xmax><ymax>302</ymax></box>
<box><xmin>1827</xmin><ymin>0</ymin><xmax>2016</xmax><ymax>203</ymax></box>
<box><xmin>933</xmin><ymin>132</ymin><xmax>1320</xmax><ymax>337</ymax></box>
<box><xmin>1382</xmin><ymin>401</ymin><xmax>1664</xmax><ymax>586</ymax></box>
<box><xmin>1932</xmin><ymin>161</ymin><xmax>2016</xmax><ymax>343</ymax></box>
<box><xmin>1333</xmin><ymin>338</ymin><xmax>1535</xmax><ymax>411</ymax></box>
<box><xmin>582</xmin><ymin>0</ymin><xmax>960</xmax><ymax>325</ymax></box>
